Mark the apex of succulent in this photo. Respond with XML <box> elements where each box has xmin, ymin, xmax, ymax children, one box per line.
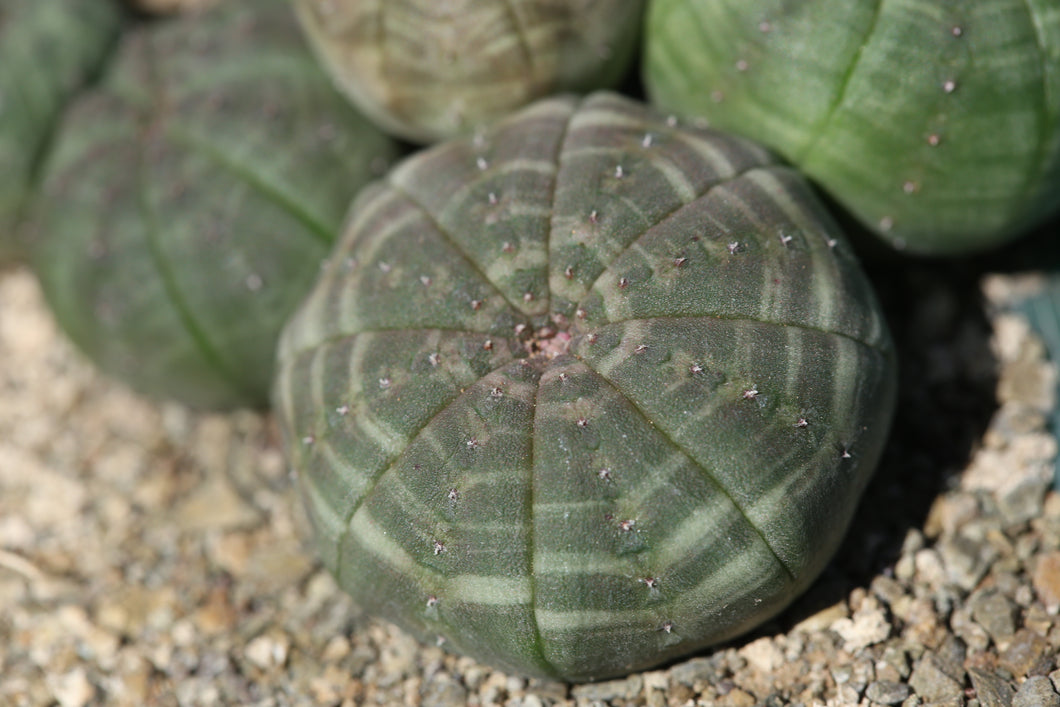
<box><xmin>274</xmin><ymin>91</ymin><xmax>897</xmax><ymax>681</ymax></box>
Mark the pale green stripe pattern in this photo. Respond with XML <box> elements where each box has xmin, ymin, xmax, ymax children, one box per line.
<box><xmin>645</xmin><ymin>0</ymin><xmax>1060</xmax><ymax>253</ymax></box>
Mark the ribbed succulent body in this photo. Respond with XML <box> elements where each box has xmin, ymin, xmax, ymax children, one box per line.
<box><xmin>30</xmin><ymin>0</ymin><xmax>400</xmax><ymax>409</ymax></box>
<box><xmin>0</xmin><ymin>0</ymin><xmax>122</xmax><ymax>262</ymax></box>
<box><xmin>292</xmin><ymin>0</ymin><xmax>646</xmax><ymax>143</ymax></box>
<box><xmin>275</xmin><ymin>92</ymin><xmax>897</xmax><ymax>681</ymax></box>
<box><xmin>644</xmin><ymin>0</ymin><xmax>1060</xmax><ymax>255</ymax></box>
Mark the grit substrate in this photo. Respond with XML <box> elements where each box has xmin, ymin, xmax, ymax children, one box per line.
<box><xmin>2</xmin><ymin>259</ymin><xmax>1060</xmax><ymax>707</ymax></box>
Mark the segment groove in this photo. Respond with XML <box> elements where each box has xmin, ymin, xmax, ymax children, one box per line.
<box><xmin>794</xmin><ymin>0</ymin><xmax>884</xmax><ymax>163</ymax></box>
<box><xmin>575</xmin><ymin>358</ymin><xmax>797</xmax><ymax>582</ymax></box>
<box><xmin>575</xmin><ymin>162</ymin><xmax>765</xmax><ymax>304</ymax></box>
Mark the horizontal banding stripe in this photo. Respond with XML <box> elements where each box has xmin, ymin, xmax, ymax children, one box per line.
<box><xmin>348</xmin><ymin>510</ymin><xmax>532</xmax><ymax>605</ymax></box>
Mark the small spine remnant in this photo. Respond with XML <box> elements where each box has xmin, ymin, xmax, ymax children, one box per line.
<box><xmin>336</xmin><ymin>404</ymin><xmax>350</xmax><ymax>416</ymax></box>
<box><xmin>794</xmin><ymin>417</ymin><xmax>808</xmax><ymax>428</ymax></box>
<box><xmin>426</xmin><ymin>595</ymin><xmax>439</xmax><ymax>608</ymax></box>
<box><xmin>576</xmin><ymin>417</ymin><xmax>590</xmax><ymax>429</ymax></box>
<box><xmin>727</xmin><ymin>241</ymin><xmax>740</xmax><ymax>255</ymax></box>
<box><xmin>742</xmin><ymin>387</ymin><xmax>759</xmax><ymax>400</ymax></box>
<box><xmin>690</xmin><ymin>363</ymin><xmax>704</xmax><ymax>375</ymax></box>
<box><xmin>378</xmin><ymin>377</ymin><xmax>392</xmax><ymax>389</ymax></box>
<box><xmin>428</xmin><ymin>352</ymin><xmax>441</xmax><ymax>367</ymax></box>
<box><xmin>598</xmin><ymin>467</ymin><xmax>613</xmax><ymax>481</ymax></box>
<box><xmin>433</xmin><ymin>540</ymin><xmax>446</xmax><ymax>555</ymax></box>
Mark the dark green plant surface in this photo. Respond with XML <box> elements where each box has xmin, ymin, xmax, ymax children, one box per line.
<box><xmin>644</xmin><ymin>0</ymin><xmax>1060</xmax><ymax>255</ymax></box>
<box><xmin>274</xmin><ymin>92</ymin><xmax>898</xmax><ymax>681</ymax></box>
<box><xmin>29</xmin><ymin>0</ymin><xmax>400</xmax><ymax>410</ymax></box>
<box><xmin>0</xmin><ymin>0</ymin><xmax>122</xmax><ymax>262</ymax></box>
<box><xmin>292</xmin><ymin>0</ymin><xmax>646</xmax><ymax>143</ymax></box>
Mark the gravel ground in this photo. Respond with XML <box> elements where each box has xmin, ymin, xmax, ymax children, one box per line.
<box><xmin>2</xmin><ymin>258</ymin><xmax>1060</xmax><ymax>707</ymax></box>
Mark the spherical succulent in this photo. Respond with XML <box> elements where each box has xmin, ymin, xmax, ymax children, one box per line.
<box><xmin>274</xmin><ymin>92</ymin><xmax>897</xmax><ymax>681</ymax></box>
<box><xmin>0</xmin><ymin>0</ymin><xmax>122</xmax><ymax>263</ymax></box>
<box><xmin>30</xmin><ymin>0</ymin><xmax>400</xmax><ymax>410</ymax></box>
<box><xmin>291</xmin><ymin>0</ymin><xmax>646</xmax><ymax>143</ymax></box>
<box><xmin>644</xmin><ymin>0</ymin><xmax>1060</xmax><ymax>255</ymax></box>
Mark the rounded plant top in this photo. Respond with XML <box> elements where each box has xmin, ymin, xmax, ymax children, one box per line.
<box><xmin>0</xmin><ymin>0</ymin><xmax>121</xmax><ymax>262</ymax></box>
<box><xmin>644</xmin><ymin>0</ymin><xmax>1060</xmax><ymax>255</ymax></box>
<box><xmin>292</xmin><ymin>0</ymin><xmax>646</xmax><ymax>143</ymax></box>
<box><xmin>274</xmin><ymin>92</ymin><xmax>897</xmax><ymax>681</ymax></box>
<box><xmin>30</xmin><ymin>0</ymin><xmax>400</xmax><ymax>410</ymax></box>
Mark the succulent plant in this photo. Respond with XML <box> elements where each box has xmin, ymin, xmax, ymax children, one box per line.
<box><xmin>29</xmin><ymin>0</ymin><xmax>400</xmax><ymax>410</ymax></box>
<box><xmin>643</xmin><ymin>0</ymin><xmax>1060</xmax><ymax>255</ymax></box>
<box><xmin>291</xmin><ymin>0</ymin><xmax>647</xmax><ymax>143</ymax></box>
<box><xmin>274</xmin><ymin>91</ymin><xmax>897</xmax><ymax>681</ymax></box>
<box><xmin>0</xmin><ymin>0</ymin><xmax>122</xmax><ymax>263</ymax></box>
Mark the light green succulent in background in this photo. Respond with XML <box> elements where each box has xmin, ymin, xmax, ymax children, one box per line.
<box><xmin>274</xmin><ymin>92</ymin><xmax>897</xmax><ymax>681</ymax></box>
<box><xmin>644</xmin><ymin>0</ymin><xmax>1060</xmax><ymax>255</ymax></box>
<box><xmin>0</xmin><ymin>0</ymin><xmax>122</xmax><ymax>263</ymax></box>
<box><xmin>29</xmin><ymin>0</ymin><xmax>401</xmax><ymax>410</ymax></box>
<box><xmin>291</xmin><ymin>0</ymin><xmax>647</xmax><ymax>143</ymax></box>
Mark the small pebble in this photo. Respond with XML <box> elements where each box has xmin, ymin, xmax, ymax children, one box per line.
<box><xmin>1014</xmin><ymin>675</ymin><xmax>1060</xmax><ymax>707</ymax></box>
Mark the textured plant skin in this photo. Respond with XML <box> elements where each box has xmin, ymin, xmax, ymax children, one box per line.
<box><xmin>292</xmin><ymin>0</ymin><xmax>646</xmax><ymax>143</ymax></box>
<box><xmin>274</xmin><ymin>92</ymin><xmax>897</xmax><ymax>681</ymax></box>
<box><xmin>0</xmin><ymin>0</ymin><xmax>122</xmax><ymax>263</ymax></box>
<box><xmin>29</xmin><ymin>0</ymin><xmax>400</xmax><ymax>410</ymax></box>
<box><xmin>644</xmin><ymin>0</ymin><xmax>1060</xmax><ymax>255</ymax></box>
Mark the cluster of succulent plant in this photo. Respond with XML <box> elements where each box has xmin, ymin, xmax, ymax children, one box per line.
<box><xmin>9</xmin><ymin>0</ymin><xmax>1060</xmax><ymax>686</ymax></box>
<box><xmin>0</xmin><ymin>0</ymin><xmax>122</xmax><ymax>262</ymax></box>
<box><xmin>28</xmin><ymin>0</ymin><xmax>400</xmax><ymax>409</ymax></box>
<box><xmin>644</xmin><ymin>0</ymin><xmax>1060</xmax><ymax>255</ymax></box>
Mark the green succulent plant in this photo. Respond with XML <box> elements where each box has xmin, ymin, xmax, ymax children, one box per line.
<box><xmin>0</xmin><ymin>0</ymin><xmax>122</xmax><ymax>263</ymax></box>
<box><xmin>274</xmin><ymin>91</ymin><xmax>897</xmax><ymax>681</ymax></box>
<box><xmin>30</xmin><ymin>0</ymin><xmax>400</xmax><ymax>410</ymax></box>
<box><xmin>291</xmin><ymin>0</ymin><xmax>647</xmax><ymax>143</ymax></box>
<box><xmin>644</xmin><ymin>0</ymin><xmax>1060</xmax><ymax>255</ymax></box>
